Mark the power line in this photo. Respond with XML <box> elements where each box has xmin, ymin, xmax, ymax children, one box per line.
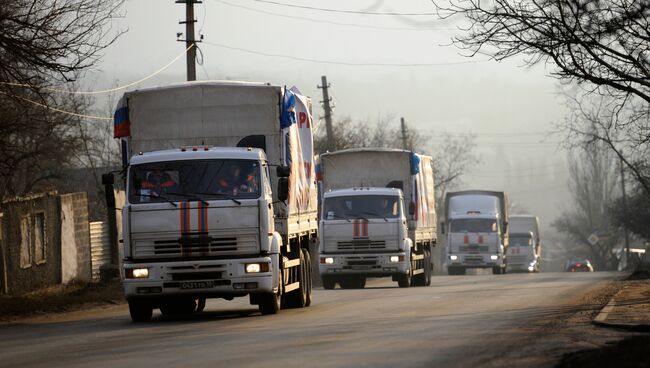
<box><xmin>202</xmin><ymin>40</ymin><xmax>486</xmax><ymax>67</ymax></box>
<box><xmin>248</xmin><ymin>0</ymin><xmax>443</xmax><ymax>16</ymax></box>
<box><xmin>0</xmin><ymin>90</ymin><xmax>112</xmax><ymax>121</ymax></box>
<box><xmin>0</xmin><ymin>44</ymin><xmax>194</xmax><ymax>95</ymax></box>
<box><xmin>216</xmin><ymin>0</ymin><xmax>456</xmax><ymax>31</ymax></box>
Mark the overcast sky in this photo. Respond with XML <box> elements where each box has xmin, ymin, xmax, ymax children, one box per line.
<box><xmin>91</xmin><ymin>0</ymin><xmax>574</xmax><ymax>233</ymax></box>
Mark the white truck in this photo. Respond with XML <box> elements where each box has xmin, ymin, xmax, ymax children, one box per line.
<box><xmin>506</xmin><ymin>215</ymin><xmax>541</xmax><ymax>273</ymax></box>
<box><xmin>443</xmin><ymin>190</ymin><xmax>509</xmax><ymax>275</ymax></box>
<box><xmin>318</xmin><ymin>148</ymin><xmax>437</xmax><ymax>288</ymax></box>
<box><xmin>108</xmin><ymin>81</ymin><xmax>318</xmax><ymax>322</ymax></box>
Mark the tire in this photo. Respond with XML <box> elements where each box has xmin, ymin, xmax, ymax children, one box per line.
<box><xmin>322</xmin><ymin>276</ymin><xmax>336</xmax><ymax>290</ymax></box>
<box><xmin>303</xmin><ymin>249</ymin><xmax>313</xmax><ymax>307</ymax></box>
<box><xmin>128</xmin><ymin>300</ymin><xmax>153</xmax><ymax>322</ymax></box>
<box><xmin>339</xmin><ymin>277</ymin><xmax>356</xmax><ymax>289</ymax></box>
<box><xmin>492</xmin><ymin>266</ymin><xmax>503</xmax><ymax>275</ymax></box>
<box><xmin>424</xmin><ymin>250</ymin><xmax>432</xmax><ymax>286</ymax></box>
<box><xmin>285</xmin><ymin>250</ymin><xmax>308</xmax><ymax>308</ymax></box>
<box><xmin>397</xmin><ymin>271</ymin><xmax>411</xmax><ymax>288</ymax></box>
<box><xmin>196</xmin><ymin>298</ymin><xmax>206</xmax><ymax>313</ymax></box>
<box><xmin>160</xmin><ymin>298</ymin><xmax>197</xmax><ymax>316</ymax></box>
<box><xmin>259</xmin><ymin>271</ymin><xmax>282</xmax><ymax>315</ymax></box>
<box><xmin>357</xmin><ymin>276</ymin><xmax>366</xmax><ymax>289</ymax></box>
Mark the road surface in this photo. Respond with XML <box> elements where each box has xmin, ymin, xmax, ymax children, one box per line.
<box><xmin>0</xmin><ymin>272</ymin><xmax>622</xmax><ymax>367</ymax></box>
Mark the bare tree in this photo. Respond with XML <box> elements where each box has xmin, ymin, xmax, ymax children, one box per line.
<box><xmin>552</xmin><ymin>141</ymin><xmax>621</xmax><ymax>270</ymax></box>
<box><xmin>435</xmin><ymin>0</ymin><xmax>650</xmax><ymax>194</ymax></box>
<box><xmin>431</xmin><ymin>132</ymin><xmax>480</xmax><ymax>205</ymax></box>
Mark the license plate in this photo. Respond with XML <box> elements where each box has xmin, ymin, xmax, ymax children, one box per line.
<box><xmin>180</xmin><ymin>281</ymin><xmax>214</xmax><ymax>289</ymax></box>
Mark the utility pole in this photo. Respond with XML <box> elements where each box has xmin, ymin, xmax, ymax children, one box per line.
<box><xmin>400</xmin><ymin>117</ymin><xmax>408</xmax><ymax>150</ymax></box>
<box><xmin>176</xmin><ymin>0</ymin><xmax>201</xmax><ymax>81</ymax></box>
<box><xmin>620</xmin><ymin>157</ymin><xmax>631</xmax><ymax>268</ymax></box>
<box><xmin>318</xmin><ymin>76</ymin><xmax>334</xmax><ymax>151</ymax></box>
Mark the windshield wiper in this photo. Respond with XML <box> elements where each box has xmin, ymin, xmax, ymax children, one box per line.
<box><xmin>358</xmin><ymin>211</ymin><xmax>389</xmax><ymax>222</ymax></box>
<box><xmin>326</xmin><ymin>213</ymin><xmax>351</xmax><ymax>222</ymax></box>
<box><xmin>195</xmin><ymin>192</ymin><xmax>241</xmax><ymax>205</ymax></box>
<box><xmin>136</xmin><ymin>193</ymin><xmax>178</xmax><ymax>207</ymax></box>
<box><xmin>166</xmin><ymin>192</ymin><xmax>209</xmax><ymax>206</ymax></box>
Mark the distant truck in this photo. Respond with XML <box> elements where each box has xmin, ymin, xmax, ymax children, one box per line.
<box><xmin>443</xmin><ymin>190</ymin><xmax>509</xmax><ymax>275</ymax></box>
<box><xmin>108</xmin><ymin>81</ymin><xmax>318</xmax><ymax>321</ymax></box>
<box><xmin>318</xmin><ymin>148</ymin><xmax>437</xmax><ymax>288</ymax></box>
<box><xmin>507</xmin><ymin>215</ymin><xmax>541</xmax><ymax>273</ymax></box>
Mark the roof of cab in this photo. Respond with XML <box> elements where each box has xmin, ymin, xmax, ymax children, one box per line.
<box><xmin>129</xmin><ymin>147</ymin><xmax>266</xmax><ymax>165</ymax></box>
<box><xmin>323</xmin><ymin>187</ymin><xmax>403</xmax><ymax>197</ymax></box>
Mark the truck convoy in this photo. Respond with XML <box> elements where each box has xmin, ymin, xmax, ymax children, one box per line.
<box><xmin>110</xmin><ymin>81</ymin><xmax>318</xmax><ymax>322</ymax></box>
<box><xmin>507</xmin><ymin>215</ymin><xmax>541</xmax><ymax>273</ymax></box>
<box><xmin>318</xmin><ymin>148</ymin><xmax>437</xmax><ymax>288</ymax></box>
<box><xmin>443</xmin><ymin>190</ymin><xmax>509</xmax><ymax>275</ymax></box>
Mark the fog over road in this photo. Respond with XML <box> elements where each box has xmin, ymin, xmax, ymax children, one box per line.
<box><xmin>0</xmin><ymin>272</ymin><xmax>621</xmax><ymax>367</ymax></box>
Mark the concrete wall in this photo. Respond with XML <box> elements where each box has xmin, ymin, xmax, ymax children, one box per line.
<box><xmin>60</xmin><ymin>193</ymin><xmax>91</xmax><ymax>283</ymax></box>
<box><xmin>1</xmin><ymin>193</ymin><xmax>61</xmax><ymax>295</ymax></box>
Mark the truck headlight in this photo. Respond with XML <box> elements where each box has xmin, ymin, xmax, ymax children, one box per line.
<box><xmin>323</xmin><ymin>257</ymin><xmax>334</xmax><ymax>264</ymax></box>
<box><xmin>390</xmin><ymin>256</ymin><xmax>400</xmax><ymax>263</ymax></box>
<box><xmin>245</xmin><ymin>263</ymin><xmax>270</xmax><ymax>273</ymax></box>
<box><xmin>490</xmin><ymin>255</ymin><xmax>499</xmax><ymax>261</ymax></box>
<box><xmin>449</xmin><ymin>255</ymin><xmax>458</xmax><ymax>261</ymax></box>
<box><xmin>126</xmin><ymin>268</ymin><xmax>149</xmax><ymax>279</ymax></box>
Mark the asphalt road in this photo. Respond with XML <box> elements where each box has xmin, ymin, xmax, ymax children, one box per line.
<box><xmin>0</xmin><ymin>272</ymin><xmax>622</xmax><ymax>368</ymax></box>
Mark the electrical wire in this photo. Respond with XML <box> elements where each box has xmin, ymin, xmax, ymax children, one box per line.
<box><xmin>0</xmin><ymin>90</ymin><xmax>112</xmax><ymax>120</ymax></box>
<box><xmin>0</xmin><ymin>44</ymin><xmax>195</xmax><ymax>95</ymax></box>
<box><xmin>216</xmin><ymin>0</ymin><xmax>456</xmax><ymax>31</ymax></box>
<box><xmin>248</xmin><ymin>0</ymin><xmax>442</xmax><ymax>16</ymax></box>
<box><xmin>203</xmin><ymin>40</ymin><xmax>486</xmax><ymax>67</ymax></box>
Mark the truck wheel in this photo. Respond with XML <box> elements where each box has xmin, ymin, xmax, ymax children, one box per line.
<box><xmin>412</xmin><ymin>250</ymin><xmax>430</xmax><ymax>287</ymax></box>
<box><xmin>128</xmin><ymin>300</ymin><xmax>153</xmax><ymax>322</ymax></box>
<box><xmin>303</xmin><ymin>249</ymin><xmax>313</xmax><ymax>307</ymax></box>
<box><xmin>339</xmin><ymin>277</ymin><xmax>355</xmax><ymax>289</ymax></box>
<box><xmin>357</xmin><ymin>276</ymin><xmax>366</xmax><ymax>289</ymax></box>
<box><xmin>397</xmin><ymin>272</ymin><xmax>411</xmax><ymax>288</ymax></box>
<box><xmin>492</xmin><ymin>266</ymin><xmax>503</xmax><ymax>275</ymax></box>
<box><xmin>259</xmin><ymin>272</ymin><xmax>282</xmax><ymax>315</ymax></box>
<box><xmin>196</xmin><ymin>298</ymin><xmax>206</xmax><ymax>313</ymax></box>
<box><xmin>322</xmin><ymin>276</ymin><xmax>336</xmax><ymax>290</ymax></box>
<box><xmin>285</xmin><ymin>250</ymin><xmax>308</xmax><ymax>308</ymax></box>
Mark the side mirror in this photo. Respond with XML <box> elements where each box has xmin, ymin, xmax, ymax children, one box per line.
<box><xmin>276</xmin><ymin>165</ymin><xmax>291</xmax><ymax>178</ymax></box>
<box><xmin>277</xmin><ymin>177</ymin><xmax>289</xmax><ymax>202</ymax></box>
<box><xmin>440</xmin><ymin>221</ymin><xmax>445</xmax><ymax>235</ymax></box>
<box><xmin>408</xmin><ymin>201</ymin><xmax>415</xmax><ymax>216</ymax></box>
<box><xmin>102</xmin><ymin>173</ymin><xmax>114</xmax><ymax>186</ymax></box>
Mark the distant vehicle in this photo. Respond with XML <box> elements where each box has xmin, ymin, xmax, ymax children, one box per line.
<box><xmin>443</xmin><ymin>190</ymin><xmax>509</xmax><ymax>275</ymax></box>
<box><xmin>565</xmin><ymin>259</ymin><xmax>594</xmax><ymax>272</ymax></box>
<box><xmin>318</xmin><ymin>148</ymin><xmax>437</xmax><ymax>289</ymax></box>
<box><xmin>507</xmin><ymin>215</ymin><xmax>541</xmax><ymax>273</ymax></box>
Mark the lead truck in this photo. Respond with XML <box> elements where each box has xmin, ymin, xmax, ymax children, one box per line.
<box><xmin>443</xmin><ymin>190</ymin><xmax>509</xmax><ymax>275</ymax></box>
<box><xmin>110</xmin><ymin>81</ymin><xmax>318</xmax><ymax>322</ymax></box>
<box><xmin>318</xmin><ymin>148</ymin><xmax>437</xmax><ymax>288</ymax></box>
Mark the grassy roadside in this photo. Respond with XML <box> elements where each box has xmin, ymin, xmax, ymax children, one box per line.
<box><xmin>0</xmin><ymin>281</ymin><xmax>124</xmax><ymax>321</ymax></box>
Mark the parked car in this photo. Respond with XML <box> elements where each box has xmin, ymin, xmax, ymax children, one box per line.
<box><xmin>565</xmin><ymin>259</ymin><xmax>594</xmax><ymax>272</ymax></box>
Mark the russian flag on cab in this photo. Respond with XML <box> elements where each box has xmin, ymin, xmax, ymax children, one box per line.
<box><xmin>113</xmin><ymin>96</ymin><xmax>131</xmax><ymax>138</ymax></box>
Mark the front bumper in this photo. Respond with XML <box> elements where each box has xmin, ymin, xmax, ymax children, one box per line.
<box><xmin>123</xmin><ymin>256</ymin><xmax>276</xmax><ymax>299</ymax></box>
<box><xmin>447</xmin><ymin>253</ymin><xmax>504</xmax><ymax>268</ymax></box>
<box><xmin>318</xmin><ymin>252</ymin><xmax>409</xmax><ymax>277</ymax></box>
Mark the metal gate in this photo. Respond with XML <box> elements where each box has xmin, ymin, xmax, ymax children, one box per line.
<box><xmin>90</xmin><ymin>221</ymin><xmax>111</xmax><ymax>280</ymax></box>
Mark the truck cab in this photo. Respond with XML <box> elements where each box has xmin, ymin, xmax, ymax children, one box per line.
<box><xmin>123</xmin><ymin>147</ymin><xmax>286</xmax><ymax>319</ymax></box>
<box><xmin>446</xmin><ymin>214</ymin><xmax>506</xmax><ymax>275</ymax></box>
<box><xmin>319</xmin><ymin>187</ymin><xmax>427</xmax><ymax>288</ymax></box>
<box><xmin>506</xmin><ymin>232</ymin><xmax>539</xmax><ymax>273</ymax></box>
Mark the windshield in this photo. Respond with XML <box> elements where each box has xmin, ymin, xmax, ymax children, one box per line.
<box><xmin>323</xmin><ymin>195</ymin><xmax>401</xmax><ymax>220</ymax></box>
<box><xmin>510</xmin><ymin>235</ymin><xmax>532</xmax><ymax>247</ymax></box>
<box><xmin>129</xmin><ymin>159</ymin><xmax>261</xmax><ymax>203</ymax></box>
<box><xmin>450</xmin><ymin>218</ymin><xmax>498</xmax><ymax>233</ymax></box>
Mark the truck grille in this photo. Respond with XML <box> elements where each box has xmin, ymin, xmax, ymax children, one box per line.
<box><xmin>337</xmin><ymin>239</ymin><xmax>386</xmax><ymax>251</ymax></box>
<box><xmin>464</xmin><ymin>256</ymin><xmax>484</xmax><ymax>263</ymax></box>
<box><xmin>459</xmin><ymin>245</ymin><xmax>489</xmax><ymax>253</ymax></box>
<box><xmin>508</xmin><ymin>255</ymin><xmax>529</xmax><ymax>264</ymax></box>
<box><xmin>154</xmin><ymin>237</ymin><xmax>237</xmax><ymax>256</ymax></box>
